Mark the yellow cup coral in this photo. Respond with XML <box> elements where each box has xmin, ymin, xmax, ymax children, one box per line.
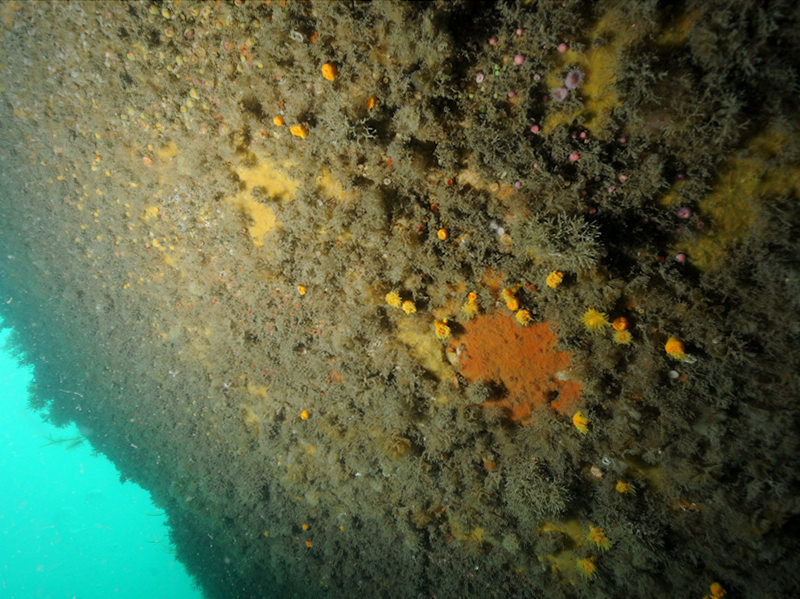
<box><xmin>582</xmin><ymin>308</ymin><xmax>609</xmax><ymax>332</ymax></box>
<box><xmin>613</xmin><ymin>329</ymin><xmax>632</xmax><ymax>345</ymax></box>
<box><xmin>501</xmin><ymin>288</ymin><xmax>520</xmax><ymax>311</ymax></box>
<box><xmin>572</xmin><ymin>410</ymin><xmax>589</xmax><ymax>434</ymax></box>
<box><xmin>290</xmin><ymin>124</ymin><xmax>308</xmax><ymax>138</ymax></box>
<box><xmin>576</xmin><ymin>557</ymin><xmax>597</xmax><ymax>579</ymax></box>
<box><xmin>588</xmin><ymin>525</ymin><xmax>611</xmax><ymax>551</ymax></box>
<box><xmin>385</xmin><ymin>291</ymin><xmax>402</xmax><ymax>308</ymax></box>
<box><xmin>615</xmin><ymin>480</ymin><xmax>636</xmax><ymax>494</ymax></box>
<box><xmin>546</xmin><ymin>270</ymin><xmax>564</xmax><ymax>289</ymax></box>
<box><xmin>515</xmin><ymin>309</ymin><xmax>532</xmax><ymax>326</ymax></box>
<box><xmin>401</xmin><ymin>300</ymin><xmax>417</xmax><ymax>315</ymax></box>
<box><xmin>461</xmin><ymin>292</ymin><xmax>479</xmax><ymax>318</ymax></box>
<box><xmin>703</xmin><ymin>582</ymin><xmax>727</xmax><ymax>599</ymax></box>
<box><xmin>434</xmin><ymin>319</ymin><xmax>451</xmax><ymax>340</ymax></box>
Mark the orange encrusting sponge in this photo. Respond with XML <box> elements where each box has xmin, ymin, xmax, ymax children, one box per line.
<box><xmin>451</xmin><ymin>313</ymin><xmax>581</xmax><ymax>422</ymax></box>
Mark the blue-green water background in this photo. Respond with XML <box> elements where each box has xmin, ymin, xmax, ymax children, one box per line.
<box><xmin>0</xmin><ymin>319</ymin><xmax>203</xmax><ymax>599</ymax></box>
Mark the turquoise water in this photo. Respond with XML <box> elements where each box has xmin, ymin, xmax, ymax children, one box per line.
<box><xmin>0</xmin><ymin>320</ymin><xmax>203</xmax><ymax>599</ymax></box>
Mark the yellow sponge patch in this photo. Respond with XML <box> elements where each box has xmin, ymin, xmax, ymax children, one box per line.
<box><xmin>316</xmin><ymin>168</ymin><xmax>354</xmax><ymax>203</ymax></box>
<box><xmin>227</xmin><ymin>153</ymin><xmax>300</xmax><ymax>246</ymax></box>
<box><xmin>234</xmin><ymin>154</ymin><xmax>299</xmax><ymax>200</ymax></box>
<box><xmin>685</xmin><ymin>129</ymin><xmax>800</xmax><ymax>270</ymax></box>
<box><xmin>396</xmin><ymin>318</ymin><xmax>454</xmax><ymax>382</ymax></box>
<box><xmin>227</xmin><ymin>191</ymin><xmax>278</xmax><ymax>247</ymax></box>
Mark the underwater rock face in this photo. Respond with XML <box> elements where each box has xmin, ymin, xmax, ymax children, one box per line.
<box><xmin>1</xmin><ymin>1</ymin><xmax>799</xmax><ymax>598</ymax></box>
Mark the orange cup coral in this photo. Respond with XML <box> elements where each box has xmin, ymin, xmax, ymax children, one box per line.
<box><xmin>582</xmin><ymin>308</ymin><xmax>610</xmax><ymax>332</ymax></box>
<box><xmin>665</xmin><ymin>337</ymin><xmax>686</xmax><ymax>360</ymax></box>
<box><xmin>321</xmin><ymin>62</ymin><xmax>337</xmax><ymax>81</ymax></box>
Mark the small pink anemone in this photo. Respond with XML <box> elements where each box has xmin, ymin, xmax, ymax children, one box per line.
<box><xmin>564</xmin><ymin>68</ymin><xmax>584</xmax><ymax>90</ymax></box>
